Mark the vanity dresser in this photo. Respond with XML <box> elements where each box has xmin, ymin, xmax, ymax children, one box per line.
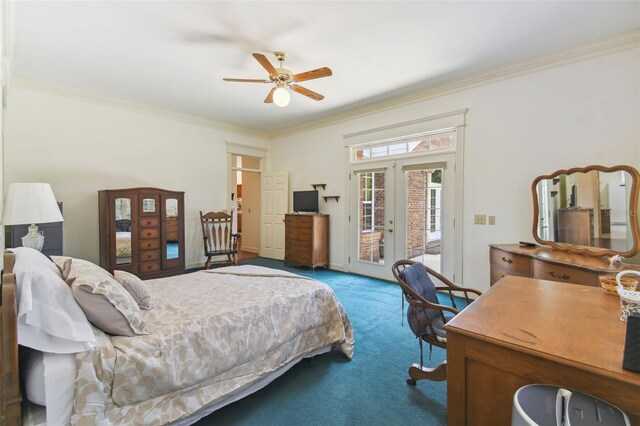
<box><xmin>489</xmin><ymin>244</ymin><xmax>639</xmax><ymax>286</ymax></box>
<box><xmin>491</xmin><ymin>165</ymin><xmax>640</xmax><ymax>287</ymax></box>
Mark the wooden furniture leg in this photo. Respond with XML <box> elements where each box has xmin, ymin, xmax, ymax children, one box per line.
<box><xmin>407</xmin><ymin>360</ymin><xmax>447</xmax><ymax>385</ymax></box>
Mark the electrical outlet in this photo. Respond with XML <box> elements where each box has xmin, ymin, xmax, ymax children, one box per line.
<box><xmin>488</xmin><ymin>215</ymin><xmax>496</xmax><ymax>225</ymax></box>
<box><xmin>474</xmin><ymin>214</ymin><xmax>487</xmax><ymax>225</ymax></box>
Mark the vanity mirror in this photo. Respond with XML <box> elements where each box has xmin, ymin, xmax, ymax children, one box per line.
<box><xmin>532</xmin><ymin>165</ymin><xmax>640</xmax><ymax>258</ymax></box>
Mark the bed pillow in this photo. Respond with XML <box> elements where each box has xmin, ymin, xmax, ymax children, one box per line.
<box><xmin>10</xmin><ymin>247</ymin><xmax>96</xmax><ymax>353</ymax></box>
<box><xmin>21</xmin><ymin>348</ymin><xmax>46</xmax><ymax>406</ymax></box>
<box><xmin>71</xmin><ymin>259</ymin><xmax>147</xmax><ymax>336</ymax></box>
<box><xmin>114</xmin><ymin>270</ymin><xmax>153</xmax><ymax>310</ymax></box>
<box><xmin>51</xmin><ymin>256</ymin><xmax>76</xmax><ymax>286</ymax></box>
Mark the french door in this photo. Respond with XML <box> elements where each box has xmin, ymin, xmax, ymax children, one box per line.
<box><xmin>350</xmin><ymin>153</ymin><xmax>456</xmax><ymax>281</ymax></box>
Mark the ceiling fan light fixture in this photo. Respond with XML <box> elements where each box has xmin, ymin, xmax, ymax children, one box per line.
<box><xmin>223</xmin><ymin>52</ymin><xmax>332</xmax><ymax>106</ymax></box>
<box><xmin>273</xmin><ymin>87</ymin><xmax>290</xmax><ymax>107</ymax></box>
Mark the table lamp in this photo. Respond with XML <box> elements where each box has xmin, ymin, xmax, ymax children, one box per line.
<box><xmin>2</xmin><ymin>183</ymin><xmax>64</xmax><ymax>251</ymax></box>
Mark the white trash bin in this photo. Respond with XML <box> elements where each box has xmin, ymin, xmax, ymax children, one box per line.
<box><xmin>512</xmin><ymin>384</ymin><xmax>630</xmax><ymax>425</ymax></box>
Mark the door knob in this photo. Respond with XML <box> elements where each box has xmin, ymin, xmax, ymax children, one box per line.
<box><xmin>387</xmin><ymin>228</ymin><xmax>394</xmax><ymax>233</ymax></box>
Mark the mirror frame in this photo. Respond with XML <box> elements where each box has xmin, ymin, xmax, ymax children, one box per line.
<box><xmin>531</xmin><ymin>164</ymin><xmax>640</xmax><ymax>258</ymax></box>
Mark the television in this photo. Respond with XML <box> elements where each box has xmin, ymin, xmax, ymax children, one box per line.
<box><xmin>293</xmin><ymin>190</ymin><xmax>319</xmax><ymax>213</ymax></box>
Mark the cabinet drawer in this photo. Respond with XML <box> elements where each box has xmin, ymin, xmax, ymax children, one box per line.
<box><xmin>139</xmin><ymin>260</ymin><xmax>160</xmax><ymax>273</ymax></box>
<box><xmin>532</xmin><ymin>260</ymin><xmax>599</xmax><ymax>286</ymax></box>
<box><xmin>286</xmin><ymin>239</ymin><xmax>311</xmax><ymax>251</ymax></box>
<box><xmin>288</xmin><ymin>252</ymin><xmax>311</xmax><ymax>265</ymax></box>
<box><xmin>285</xmin><ymin>216</ymin><xmax>313</xmax><ymax>227</ymax></box>
<box><xmin>139</xmin><ymin>250</ymin><xmax>160</xmax><ymax>262</ymax></box>
<box><xmin>490</xmin><ymin>249</ymin><xmax>531</xmax><ymax>276</ymax></box>
<box><xmin>139</xmin><ymin>228</ymin><xmax>160</xmax><ymax>240</ymax></box>
<box><xmin>490</xmin><ymin>266</ymin><xmax>510</xmax><ymax>285</ymax></box>
<box><xmin>286</xmin><ymin>228</ymin><xmax>312</xmax><ymax>241</ymax></box>
<box><xmin>139</xmin><ymin>217</ymin><xmax>159</xmax><ymax>228</ymax></box>
<box><xmin>166</xmin><ymin>222</ymin><xmax>178</xmax><ymax>232</ymax></box>
<box><xmin>139</xmin><ymin>239</ymin><xmax>160</xmax><ymax>250</ymax></box>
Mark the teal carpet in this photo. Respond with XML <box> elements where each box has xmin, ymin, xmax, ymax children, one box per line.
<box><xmin>194</xmin><ymin>258</ymin><xmax>449</xmax><ymax>426</ymax></box>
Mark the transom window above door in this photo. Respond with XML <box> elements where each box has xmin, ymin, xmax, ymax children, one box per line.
<box><xmin>350</xmin><ymin>130</ymin><xmax>455</xmax><ymax>162</ymax></box>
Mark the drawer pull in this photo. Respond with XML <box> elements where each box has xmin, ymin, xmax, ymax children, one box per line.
<box><xmin>501</xmin><ymin>256</ymin><xmax>513</xmax><ymax>264</ymax></box>
<box><xmin>548</xmin><ymin>271</ymin><xmax>570</xmax><ymax>280</ymax></box>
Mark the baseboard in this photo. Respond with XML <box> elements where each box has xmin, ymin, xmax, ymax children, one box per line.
<box><xmin>240</xmin><ymin>246</ymin><xmax>259</xmax><ymax>253</ymax></box>
<box><xmin>186</xmin><ymin>261</ymin><xmax>206</xmax><ymax>270</ymax></box>
<box><xmin>329</xmin><ymin>263</ymin><xmax>346</xmax><ymax>272</ymax></box>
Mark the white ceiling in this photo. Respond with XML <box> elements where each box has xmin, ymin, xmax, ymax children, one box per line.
<box><xmin>11</xmin><ymin>1</ymin><xmax>640</xmax><ymax>134</ymax></box>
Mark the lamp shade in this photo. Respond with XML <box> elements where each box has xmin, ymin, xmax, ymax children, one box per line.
<box><xmin>3</xmin><ymin>183</ymin><xmax>64</xmax><ymax>225</ymax></box>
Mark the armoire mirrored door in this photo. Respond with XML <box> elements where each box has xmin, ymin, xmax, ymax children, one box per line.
<box><xmin>161</xmin><ymin>193</ymin><xmax>184</xmax><ymax>270</ymax></box>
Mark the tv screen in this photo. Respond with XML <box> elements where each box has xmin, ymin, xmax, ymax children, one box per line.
<box><xmin>293</xmin><ymin>190</ymin><xmax>319</xmax><ymax>213</ymax></box>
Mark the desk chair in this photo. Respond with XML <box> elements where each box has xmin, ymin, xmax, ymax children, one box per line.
<box><xmin>392</xmin><ymin>260</ymin><xmax>482</xmax><ymax>385</ymax></box>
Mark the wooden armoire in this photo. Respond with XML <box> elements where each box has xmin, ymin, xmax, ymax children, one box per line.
<box><xmin>98</xmin><ymin>188</ymin><xmax>185</xmax><ymax>279</ymax></box>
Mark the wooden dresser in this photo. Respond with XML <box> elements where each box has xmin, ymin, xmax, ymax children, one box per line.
<box><xmin>489</xmin><ymin>244</ymin><xmax>640</xmax><ymax>287</ymax></box>
<box><xmin>284</xmin><ymin>214</ymin><xmax>329</xmax><ymax>270</ymax></box>
<box><xmin>558</xmin><ymin>208</ymin><xmax>594</xmax><ymax>246</ymax></box>
<box><xmin>447</xmin><ymin>276</ymin><xmax>640</xmax><ymax>425</ymax></box>
<box><xmin>99</xmin><ymin>188</ymin><xmax>185</xmax><ymax>279</ymax></box>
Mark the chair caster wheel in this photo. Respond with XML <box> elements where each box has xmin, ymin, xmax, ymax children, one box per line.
<box><xmin>407</xmin><ymin>378</ymin><xmax>417</xmax><ymax>386</ymax></box>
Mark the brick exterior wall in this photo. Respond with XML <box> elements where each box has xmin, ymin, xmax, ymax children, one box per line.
<box><xmin>358</xmin><ymin>172</ymin><xmax>386</xmax><ymax>262</ymax></box>
<box><xmin>407</xmin><ymin>170</ymin><xmax>429</xmax><ymax>258</ymax></box>
<box><xmin>406</xmin><ymin>170</ymin><xmax>442</xmax><ymax>258</ymax></box>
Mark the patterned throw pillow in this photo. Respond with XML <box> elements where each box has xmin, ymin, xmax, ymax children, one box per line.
<box><xmin>114</xmin><ymin>270</ymin><xmax>153</xmax><ymax>310</ymax></box>
<box><xmin>71</xmin><ymin>259</ymin><xmax>147</xmax><ymax>336</ymax></box>
<box><xmin>51</xmin><ymin>256</ymin><xmax>76</xmax><ymax>286</ymax></box>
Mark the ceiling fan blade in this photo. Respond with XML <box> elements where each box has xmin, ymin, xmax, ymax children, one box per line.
<box><xmin>291</xmin><ymin>84</ymin><xmax>324</xmax><ymax>101</ymax></box>
<box><xmin>264</xmin><ymin>87</ymin><xmax>276</xmax><ymax>103</ymax></box>
<box><xmin>292</xmin><ymin>67</ymin><xmax>332</xmax><ymax>83</ymax></box>
<box><xmin>252</xmin><ymin>53</ymin><xmax>277</xmax><ymax>76</ymax></box>
<box><xmin>223</xmin><ymin>78</ymin><xmax>270</xmax><ymax>83</ymax></box>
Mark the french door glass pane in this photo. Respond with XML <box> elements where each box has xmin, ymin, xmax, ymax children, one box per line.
<box><xmin>357</xmin><ymin>171</ymin><xmax>386</xmax><ymax>263</ymax></box>
<box><xmin>405</xmin><ymin>169</ymin><xmax>442</xmax><ymax>272</ymax></box>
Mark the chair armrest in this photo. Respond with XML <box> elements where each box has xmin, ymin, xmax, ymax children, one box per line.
<box><xmin>435</xmin><ymin>286</ymin><xmax>482</xmax><ymax>297</ymax></box>
<box><xmin>435</xmin><ymin>286</ymin><xmax>482</xmax><ymax>309</ymax></box>
<box><xmin>406</xmin><ymin>296</ymin><xmax>460</xmax><ymax>316</ymax></box>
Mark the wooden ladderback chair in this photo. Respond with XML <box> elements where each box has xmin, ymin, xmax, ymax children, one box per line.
<box><xmin>392</xmin><ymin>259</ymin><xmax>482</xmax><ymax>385</ymax></box>
<box><xmin>199</xmin><ymin>211</ymin><xmax>241</xmax><ymax>269</ymax></box>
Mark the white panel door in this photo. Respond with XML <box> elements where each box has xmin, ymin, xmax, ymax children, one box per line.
<box><xmin>261</xmin><ymin>171</ymin><xmax>288</xmax><ymax>259</ymax></box>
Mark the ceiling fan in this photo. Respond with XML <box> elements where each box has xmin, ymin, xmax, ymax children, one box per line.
<box><xmin>223</xmin><ymin>52</ymin><xmax>332</xmax><ymax>107</ymax></box>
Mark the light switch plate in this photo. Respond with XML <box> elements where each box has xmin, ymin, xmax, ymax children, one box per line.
<box><xmin>488</xmin><ymin>215</ymin><xmax>496</xmax><ymax>225</ymax></box>
<box><xmin>474</xmin><ymin>214</ymin><xmax>487</xmax><ymax>225</ymax></box>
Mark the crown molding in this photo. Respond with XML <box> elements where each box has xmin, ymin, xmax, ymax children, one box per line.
<box><xmin>268</xmin><ymin>29</ymin><xmax>640</xmax><ymax>139</ymax></box>
<box><xmin>10</xmin><ymin>76</ymin><xmax>268</xmax><ymax>139</ymax></box>
<box><xmin>8</xmin><ymin>30</ymin><xmax>639</xmax><ymax>141</ymax></box>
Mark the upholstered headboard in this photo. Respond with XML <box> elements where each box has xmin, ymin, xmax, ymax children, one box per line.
<box><xmin>1</xmin><ymin>250</ymin><xmax>21</xmax><ymax>424</ymax></box>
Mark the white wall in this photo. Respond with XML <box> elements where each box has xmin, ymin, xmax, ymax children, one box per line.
<box><xmin>4</xmin><ymin>88</ymin><xmax>270</xmax><ymax>268</ymax></box>
<box><xmin>271</xmin><ymin>48</ymin><xmax>640</xmax><ymax>291</ymax></box>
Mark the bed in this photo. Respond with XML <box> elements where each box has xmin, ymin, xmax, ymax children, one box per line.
<box><xmin>0</xmin><ymin>249</ymin><xmax>353</xmax><ymax>425</ymax></box>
